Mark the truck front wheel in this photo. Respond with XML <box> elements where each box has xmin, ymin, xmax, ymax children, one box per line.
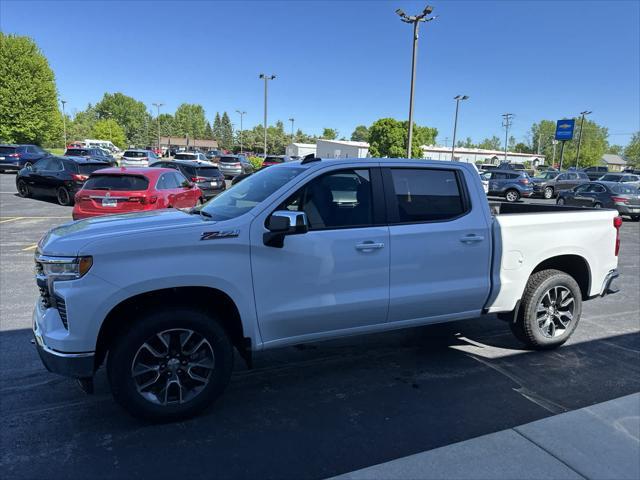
<box><xmin>107</xmin><ymin>307</ymin><xmax>234</xmax><ymax>421</ymax></box>
<box><xmin>510</xmin><ymin>269</ymin><xmax>582</xmax><ymax>349</ymax></box>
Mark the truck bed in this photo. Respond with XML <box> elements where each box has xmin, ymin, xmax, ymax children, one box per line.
<box><xmin>489</xmin><ymin>201</ymin><xmax>600</xmax><ymax>216</ymax></box>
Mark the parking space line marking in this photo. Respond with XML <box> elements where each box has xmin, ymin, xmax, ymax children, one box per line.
<box><xmin>0</xmin><ymin>217</ymin><xmax>24</xmax><ymax>224</ymax></box>
<box><xmin>22</xmin><ymin>244</ymin><xmax>38</xmax><ymax>251</ymax></box>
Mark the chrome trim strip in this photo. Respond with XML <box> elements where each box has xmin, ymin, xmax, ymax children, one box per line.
<box><xmin>40</xmin><ymin>343</ymin><xmax>95</xmax><ymax>359</ymax></box>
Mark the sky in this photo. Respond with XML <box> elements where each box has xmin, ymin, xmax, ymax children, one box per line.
<box><xmin>1</xmin><ymin>0</ymin><xmax>639</xmax><ymax>146</ymax></box>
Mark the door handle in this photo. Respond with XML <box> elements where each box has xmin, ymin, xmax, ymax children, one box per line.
<box><xmin>460</xmin><ymin>234</ymin><xmax>485</xmax><ymax>244</ymax></box>
<box><xmin>355</xmin><ymin>241</ymin><xmax>385</xmax><ymax>251</ymax></box>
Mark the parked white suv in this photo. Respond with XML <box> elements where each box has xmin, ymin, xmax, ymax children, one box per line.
<box><xmin>33</xmin><ymin>158</ymin><xmax>621</xmax><ymax>420</ymax></box>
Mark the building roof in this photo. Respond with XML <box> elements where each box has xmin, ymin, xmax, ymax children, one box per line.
<box><xmin>288</xmin><ymin>143</ymin><xmax>316</xmax><ymax>148</ymax></box>
<box><xmin>421</xmin><ymin>145</ymin><xmax>545</xmax><ymax>159</ymax></box>
<box><xmin>317</xmin><ymin>139</ymin><xmax>370</xmax><ymax>148</ymax></box>
<box><xmin>601</xmin><ymin>154</ymin><xmax>627</xmax><ymax>166</ymax></box>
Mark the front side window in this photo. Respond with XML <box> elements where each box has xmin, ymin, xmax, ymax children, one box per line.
<box><xmin>389</xmin><ymin>168</ymin><xmax>466</xmax><ymax>223</ymax></box>
<box><xmin>574</xmin><ymin>184</ymin><xmax>590</xmax><ymax>193</ymax></box>
<box><xmin>279</xmin><ymin>169</ymin><xmax>372</xmax><ymax>230</ymax></box>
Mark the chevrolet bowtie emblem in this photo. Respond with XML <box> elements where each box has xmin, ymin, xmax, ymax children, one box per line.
<box><xmin>558</xmin><ymin>123</ymin><xmax>571</xmax><ymax>129</ymax></box>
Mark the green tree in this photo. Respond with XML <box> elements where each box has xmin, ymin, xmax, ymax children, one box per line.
<box><xmin>91</xmin><ymin>119</ymin><xmax>126</xmax><ymax>148</ymax></box>
<box><xmin>204</xmin><ymin>121</ymin><xmax>213</xmax><ymax>140</ymax></box>
<box><xmin>623</xmin><ymin>132</ymin><xmax>640</xmax><ymax>167</ymax></box>
<box><xmin>368</xmin><ymin>118</ymin><xmax>437</xmax><ymax>158</ymax></box>
<box><xmin>94</xmin><ymin>92</ymin><xmax>151</xmax><ymax>146</ymax></box>
<box><xmin>67</xmin><ymin>105</ymin><xmax>98</xmax><ymax>142</ymax></box>
<box><xmin>477</xmin><ymin>136</ymin><xmax>502</xmax><ymax>150</ymax></box>
<box><xmin>0</xmin><ymin>33</ymin><xmax>63</xmax><ymax>146</ymax></box>
<box><xmin>212</xmin><ymin>112</ymin><xmax>222</xmax><ymax>141</ymax></box>
<box><xmin>456</xmin><ymin>137</ymin><xmax>475</xmax><ymax>148</ymax></box>
<box><xmin>174</xmin><ymin>103</ymin><xmax>206</xmax><ymax>140</ymax></box>
<box><xmin>322</xmin><ymin>128</ymin><xmax>338</xmax><ymax>140</ymax></box>
<box><xmin>220</xmin><ymin>112</ymin><xmax>234</xmax><ymax>150</ymax></box>
<box><xmin>514</xmin><ymin>142</ymin><xmax>532</xmax><ymax>153</ymax></box>
<box><xmin>607</xmin><ymin>144</ymin><xmax>623</xmax><ymax>155</ymax></box>
<box><xmin>156</xmin><ymin>113</ymin><xmax>175</xmax><ymax>137</ymax></box>
<box><xmin>351</xmin><ymin>125</ymin><xmax>370</xmax><ymax>142</ymax></box>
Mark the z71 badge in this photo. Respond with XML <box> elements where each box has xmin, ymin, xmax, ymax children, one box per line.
<box><xmin>200</xmin><ymin>230</ymin><xmax>240</xmax><ymax>241</ymax></box>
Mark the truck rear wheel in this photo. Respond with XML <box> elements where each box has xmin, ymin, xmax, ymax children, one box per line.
<box><xmin>510</xmin><ymin>269</ymin><xmax>582</xmax><ymax>349</ymax></box>
<box><xmin>107</xmin><ymin>307</ymin><xmax>234</xmax><ymax>421</ymax></box>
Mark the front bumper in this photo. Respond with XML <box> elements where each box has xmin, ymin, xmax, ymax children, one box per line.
<box><xmin>33</xmin><ymin>320</ymin><xmax>95</xmax><ymax>378</ymax></box>
<box><xmin>616</xmin><ymin>205</ymin><xmax>640</xmax><ymax>216</ymax></box>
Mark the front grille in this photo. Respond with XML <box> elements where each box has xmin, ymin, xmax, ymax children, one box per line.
<box><xmin>55</xmin><ymin>294</ymin><xmax>68</xmax><ymax>329</ymax></box>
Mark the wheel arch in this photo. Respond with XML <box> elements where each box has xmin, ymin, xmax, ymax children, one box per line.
<box><xmin>95</xmin><ymin>286</ymin><xmax>251</xmax><ymax>370</ymax></box>
<box><xmin>530</xmin><ymin>254</ymin><xmax>591</xmax><ymax>300</ymax></box>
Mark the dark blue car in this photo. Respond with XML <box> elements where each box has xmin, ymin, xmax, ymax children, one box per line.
<box><xmin>0</xmin><ymin>144</ymin><xmax>51</xmax><ymax>172</ymax></box>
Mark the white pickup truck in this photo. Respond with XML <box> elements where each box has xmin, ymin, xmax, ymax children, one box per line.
<box><xmin>32</xmin><ymin>158</ymin><xmax>621</xmax><ymax>420</ymax></box>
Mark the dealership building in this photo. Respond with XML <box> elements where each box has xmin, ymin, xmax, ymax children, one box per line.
<box><xmin>421</xmin><ymin>145</ymin><xmax>546</xmax><ymax>166</ymax></box>
<box><xmin>285</xmin><ymin>143</ymin><xmax>317</xmax><ymax>158</ymax></box>
<box><xmin>316</xmin><ymin>139</ymin><xmax>370</xmax><ymax>159</ymax></box>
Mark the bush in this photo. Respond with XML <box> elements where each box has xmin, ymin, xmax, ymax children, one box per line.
<box><xmin>248</xmin><ymin>156</ymin><xmax>263</xmax><ymax>170</ymax></box>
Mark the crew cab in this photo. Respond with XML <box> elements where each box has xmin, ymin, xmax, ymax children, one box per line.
<box><xmin>32</xmin><ymin>158</ymin><xmax>621</xmax><ymax>421</ymax></box>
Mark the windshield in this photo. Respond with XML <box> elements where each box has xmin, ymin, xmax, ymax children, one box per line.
<box><xmin>200</xmin><ymin>166</ymin><xmax>305</xmax><ymax>220</ymax></box>
<box><xmin>124</xmin><ymin>151</ymin><xmax>148</xmax><ymax>158</ymax></box>
<box><xmin>611</xmin><ymin>184</ymin><xmax>639</xmax><ymax>194</ymax></box>
<box><xmin>195</xmin><ymin>166</ymin><xmax>222</xmax><ymax>177</ymax></box>
<box><xmin>174</xmin><ymin>153</ymin><xmax>197</xmax><ymax>160</ymax></box>
<box><xmin>66</xmin><ymin>149</ymin><xmax>90</xmax><ymax>156</ymax></box>
<box><xmin>265</xmin><ymin>156</ymin><xmax>284</xmax><ymax>163</ymax></box>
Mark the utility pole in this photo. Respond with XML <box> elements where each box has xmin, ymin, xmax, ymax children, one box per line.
<box><xmin>451</xmin><ymin>95</ymin><xmax>469</xmax><ymax>161</ymax></box>
<box><xmin>259</xmin><ymin>74</ymin><xmax>276</xmax><ymax>156</ymax></box>
<box><xmin>574</xmin><ymin>110</ymin><xmax>592</xmax><ymax>168</ymax></box>
<box><xmin>235</xmin><ymin>110</ymin><xmax>246</xmax><ymax>153</ymax></box>
<box><xmin>396</xmin><ymin>5</ymin><xmax>437</xmax><ymax>158</ymax></box>
<box><xmin>105</xmin><ymin>111</ymin><xmax>113</xmax><ymax>140</ymax></box>
<box><xmin>152</xmin><ymin>102</ymin><xmax>164</xmax><ymax>152</ymax></box>
<box><xmin>288</xmin><ymin>117</ymin><xmax>295</xmax><ymax>144</ymax></box>
<box><xmin>61</xmin><ymin>100</ymin><xmax>67</xmax><ymax>147</ymax></box>
<box><xmin>502</xmin><ymin>113</ymin><xmax>514</xmax><ymax>163</ymax></box>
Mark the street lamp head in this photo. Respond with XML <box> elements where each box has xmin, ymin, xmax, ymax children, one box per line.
<box><xmin>259</xmin><ymin>74</ymin><xmax>265</xmax><ymax>79</ymax></box>
<box><xmin>454</xmin><ymin>95</ymin><xmax>469</xmax><ymax>101</ymax></box>
<box><xmin>423</xmin><ymin>5</ymin><xmax>433</xmax><ymax>16</ymax></box>
<box><xmin>462</xmin><ymin>95</ymin><xmax>469</xmax><ymax>100</ymax></box>
<box><xmin>395</xmin><ymin>8</ymin><xmax>406</xmax><ymax>18</ymax></box>
<box><xmin>581</xmin><ymin>110</ymin><xmax>592</xmax><ymax>115</ymax></box>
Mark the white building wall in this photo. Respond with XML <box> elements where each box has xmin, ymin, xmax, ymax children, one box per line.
<box><xmin>285</xmin><ymin>143</ymin><xmax>317</xmax><ymax>157</ymax></box>
<box><xmin>421</xmin><ymin>146</ymin><xmax>545</xmax><ymax>166</ymax></box>
<box><xmin>316</xmin><ymin>140</ymin><xmax>369</xmax><ymax>159</ymax></box>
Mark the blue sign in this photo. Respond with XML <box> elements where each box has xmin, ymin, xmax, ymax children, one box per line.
<box><xmin>555</xmin><ymin>119</ymin><xmax>575</xmax><ymax>141</ymax></box>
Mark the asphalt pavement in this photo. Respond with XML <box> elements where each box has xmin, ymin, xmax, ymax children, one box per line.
<box><xmin>1</xmin><ymin>173</ymin><xmax>639</xmax><ymax>479</ymax></box>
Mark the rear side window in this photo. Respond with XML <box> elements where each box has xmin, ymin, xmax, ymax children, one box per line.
<box><xmin>611</xmin><ymin>184</ymin><xmax>638</xmax><ymax>194</ymax></box>
<box><xmin>389</xmin><ymin>169</ymin><xmax>466</xmax><ymax>223</ymax></box>
<box><xmin>83</xmin><ymin>174</ymin><xmax>149</xmax><ymax>191</ymax></box>
<box><xmin>157</xmin><ymin>172</ymin><xmax>181</xmax><ymax>189</ymax></box>
<box><xmin>0</xmin><ymin>146</ymin><xmax>17</xmax><ymax>154</ymax></box>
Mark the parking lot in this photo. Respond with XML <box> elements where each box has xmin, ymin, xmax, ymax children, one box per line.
<box><xmin>0</xmin><ymin>171</ymin><xmax>639</xmax><ymax>479</ymax></box>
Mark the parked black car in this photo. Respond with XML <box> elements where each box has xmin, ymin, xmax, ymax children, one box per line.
<box><xmin>64</xmin><ymin>147</ymin><xmax>116</xmax><ymax>166</ymax></box>
<box><xmin>579</xmin><ymin>166</ymin><xmax>609</xmax><ymax>181</ymax></box>
<box><xmin>0</xmin><ymin>144</ymin><xmax>51</xmax><ymax>172</ymax></box>
<box><xmin>16</xmin><ymin>156</ymin><xmax>109</xmax><ymax>206</ymax></box>
<box><xmin>557</xmin><ymin>182</ymin><xmax>640</xmax><ymax>220</ymax></box>
<box><xmin>205</xmin><ymin>149</ymin><xmax>224</xmax><ymax>161</ymax></box>
<box><xmin>150</xmin><ymin>159</ymin><xmax>226</xmax><ymax>199</ymax></box>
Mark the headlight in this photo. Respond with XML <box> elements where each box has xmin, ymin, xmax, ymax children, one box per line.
<box><xmin>36</xmin><ymin>255</ymin><xmax>93</xmax><ymax>281</ymax></box>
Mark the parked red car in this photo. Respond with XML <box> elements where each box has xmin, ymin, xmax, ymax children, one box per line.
<box><xmin>72</xmin><ymin>167</ymin><xmax>203</xmax><ymax>220</ymax></box>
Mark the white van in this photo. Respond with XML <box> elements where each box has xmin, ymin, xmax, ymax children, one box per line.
<box><xmin>84</xmin><ymin>139</ymin><xmax>121</xmax><ymax>154</ymax></box>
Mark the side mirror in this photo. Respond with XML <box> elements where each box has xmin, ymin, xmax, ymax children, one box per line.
<box><xmin>263</xmin><ymin>210</ymin><xmax>308</xmax><ymax>248</ymax></box>
<box><xmin>182</xmin><ymin>181</ymin><xmax>195</xmax><ymax>189</ymax></box>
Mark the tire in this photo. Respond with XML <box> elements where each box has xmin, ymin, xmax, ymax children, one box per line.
<box><xmin>56</xmin><ymin>186</ymin><xmax>73</xmax><ymax>206</ymax></box>
<box><xmin>510</xmin><ymin>269</ymin><xmax>582</xmax><ymax>350</ymax></box>
<box><xmin>543</xmin><ymin>186</ymin><xmax>554</xmax><ymax>199</ymax></box>
<box><xmin>505</xmin><ymin>189</ymin><xmax>520</xmax><ymax>203</ymax></box>
<box><xmin>557</xmin><ymin>197</ymin><xmax>565</xmax><ymax>206</ymax></box>
<box><xmin>17</xmin><ymin>179</ymin><xmax>31</xmax><ymax>198</ymax></box>
<box><xmin>107</xmin><ymin>307</ymin><xmax>234</xmax><ymax>421</ymax></box>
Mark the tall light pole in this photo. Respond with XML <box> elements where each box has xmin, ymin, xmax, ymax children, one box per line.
<box><xmin>259</xmin><ymin>74</ymin><xmax>276</xmax><ymax>156</ymax></box>
<box><xmin>235</xmin><ymin>110</ymin><xmax>246</xmax><ymax>153</ymax></box>
<box><xmin>396</xmin><ymin>5</ymin><xmax>437</xmax><ymax>158</ymax></box>
<box><xmin>61</xmin><ymin>100</ymin><xmax>67</xmax><ymax>147</ymax></box>
<box><xmin>152</xmin><ymin>102</ymin><xmax>164</xmax><ymax>152</ymax></box>
<box><xmin>288</xmin><ymin>117</ymin><xmax>295</xmax><ymax>143</ymax></box>
<box><xmin>502</xmin><ymin>113</ymin><xmax>514</xmax><ymax>163</ymax></box>
<box><xmin>450</xmin><ymin>95</ymin><xmax>469</xmax><ymax>161</ymax></box>
<box><xmin>574</xmin><ymin>110</ymin><xmax>592</xmax><ymax>168</ymax></box>
<box><xmin>105</xmin><ymin>111</ymin><xmax>113</xmax><ymax>140</ymax></box>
